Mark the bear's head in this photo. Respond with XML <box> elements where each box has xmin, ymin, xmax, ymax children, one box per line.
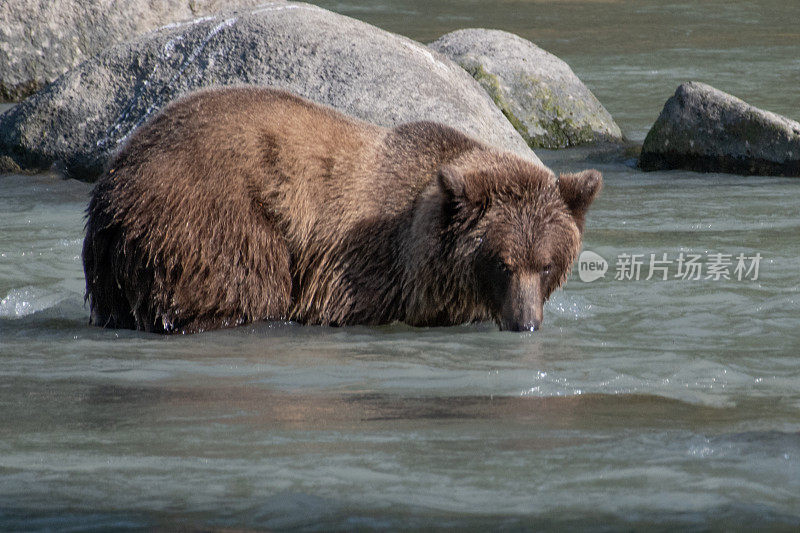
<box><xmin>436</xmin><ymin>153</ymin><xmax>602</xmax><ymax>331</ymax></box>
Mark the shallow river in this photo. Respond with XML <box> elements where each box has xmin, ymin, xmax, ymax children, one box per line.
<box><xmin>2</xmin><ymin>1</ymin><xmax>799</xmax><ymax>530</ymax></box>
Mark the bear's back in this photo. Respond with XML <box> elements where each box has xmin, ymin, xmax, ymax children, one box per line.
<box><xmin>105</xmin><ymin>87</ymin><xmax>394</xmax><ymax>244</ymax></box>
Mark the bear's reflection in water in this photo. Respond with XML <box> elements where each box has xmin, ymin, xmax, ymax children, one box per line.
<box><xmin>75</xmin><ymin>383</ymin><xmax>727</xmax><ymax>435</ymax></box>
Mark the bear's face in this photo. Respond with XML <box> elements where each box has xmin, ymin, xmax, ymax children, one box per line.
<box><xmin>438</xmin><ymin>158</ymin><xmax>602</xmax><ymax>331</ymax></box>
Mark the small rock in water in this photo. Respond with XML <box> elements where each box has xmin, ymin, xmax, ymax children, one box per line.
<box><xmin>429</xmin><ymin>28</ymin><xmax>624</xmax><ymax>150</ymax></box>
<box><xmin>639</xmin><ymin>82</ymin><xmax>800</xmax><ymax>177</ymax></box>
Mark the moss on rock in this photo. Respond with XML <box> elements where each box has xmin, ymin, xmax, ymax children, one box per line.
<box><xmin>432</xmin><ymin>30</ymin><xmax>623</xmax><ymax>151</ymax></box>
<box><xmin>462</xmin><ymin>63</ymin><xmax>531</xmax><ymax>145</ymax></box>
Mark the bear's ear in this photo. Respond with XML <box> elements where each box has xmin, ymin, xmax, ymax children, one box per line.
<box><xmin>437</xmin><ymin>165</ymin><xmax>466</xmax><ymax>201</ymax></box>
<box><xmin>558</xmin><ymin>169</ymin><xmax>603</xmax><ymax>233</ymax></box>
<box><xmin>437</xmin><ymin>166</ymin><xmax>491</xmax><ymax>219</ymax></box>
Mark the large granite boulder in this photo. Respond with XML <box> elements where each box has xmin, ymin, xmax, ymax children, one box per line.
<box><xmin>639</xmin><ymin>82</ymin><xmax>800</xmax><ymax>176</ymax></box>
<box><xmin>0</xmin><ymin>2</ymin><xmax>539</xmax><ymax>180</ymax></box>
<box><xmin>0</xmin><ymin>0</ymin><xmax>273</xmax><ymax>102</ymax></box>
<box><xmin>429</xmin><ymin>29</ymin><xmax>623</xmax><ymax>150</ymax></box>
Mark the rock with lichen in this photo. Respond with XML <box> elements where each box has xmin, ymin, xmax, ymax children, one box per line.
<box><xmin>640</xmin><ymin>82</ymin><xmax>800</xmax><ymax>176</ymax></box>
<box><xmin>429</xmin><ymin>28</ymin><xmax>623</xmax><ymax>150</ymax></box>
<box><xmin>0</xmin><ymin>1</ymin><xmax>539</xmax><ymax>181</ymax></box>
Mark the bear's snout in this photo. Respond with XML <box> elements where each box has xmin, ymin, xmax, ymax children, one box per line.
<box><xmin>499</xmin><ymin>273</ymin><xmax>544</xmax><ymax>332</ymax></box>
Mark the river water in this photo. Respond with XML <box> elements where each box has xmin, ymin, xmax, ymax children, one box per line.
<box><xmin>1</xmin><ymin>1</ymin><xmax>799</xmax><ymax>530</ymax></box>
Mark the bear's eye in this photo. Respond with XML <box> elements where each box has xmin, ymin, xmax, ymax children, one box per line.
<box><xmin>542</xmin><ymin>264</ymin><xmax>554</xmax><ymax>276</ymax></box>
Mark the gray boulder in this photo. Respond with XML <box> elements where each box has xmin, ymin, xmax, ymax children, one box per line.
<box><xmin>429</xmin><ymin>29</ymin><xmax>623</xmax><ymax>150</ymax></box>
<box><xmin>0</xmin><ymin>0</ymin><xmax>273</xmax><ymax>102</ymax></box>
<box><xmin>640</xmin><ymin>82</ymin><xmax>800</xmax><ymax>176</ymax></box>
<box><xmin>0</xmin><ymin>1</ymin><xmax>539</xmax><ymax>180</ymax></box>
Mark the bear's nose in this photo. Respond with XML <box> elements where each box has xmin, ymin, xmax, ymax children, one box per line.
<box><xmin>503</xmin><ymin>318</ymin><xmax>541</xmax><ymax>332</ymax></box>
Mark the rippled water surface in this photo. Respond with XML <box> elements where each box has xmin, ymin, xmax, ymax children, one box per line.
<box><xmin>2</xmin><ymin>1</ymin><xmax>800</xmax><ymax>530</ymax></box>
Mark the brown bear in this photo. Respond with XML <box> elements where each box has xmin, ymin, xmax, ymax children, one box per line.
<box><xmin>83</xmin><ymin>86</ymin><xmax>602</xmax><ymax>334</ymax></box>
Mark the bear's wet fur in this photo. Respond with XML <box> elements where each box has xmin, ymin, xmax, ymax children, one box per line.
<box><xmin>83</xmin><ymin>87</ymin><xmax>602</xmax><ymax>333</ymax></box>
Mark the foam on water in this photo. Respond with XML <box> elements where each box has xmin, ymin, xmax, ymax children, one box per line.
<box><xmin>0</xmin><ymin>285</ymin><xmax>70</xmax><ymax>318</ymax></box>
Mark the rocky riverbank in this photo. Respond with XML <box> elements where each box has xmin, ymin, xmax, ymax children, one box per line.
<box><xmin>0</xmin><ymin>2</ymin><xmax>548</xmax><ymax>180</ymax></box>
<box><xmin>2</xmin><ymin>1</ymin><xmax>797</xmax><ymax>179</ymax></box>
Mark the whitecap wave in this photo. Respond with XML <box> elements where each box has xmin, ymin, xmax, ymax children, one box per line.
<box><xmin>0</xmin><ymin>286</ymin><xmax>69</xmax><ymax>318</ymax></box>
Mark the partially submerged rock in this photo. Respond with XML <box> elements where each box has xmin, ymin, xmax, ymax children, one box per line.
<box><xmin>0</xmin><ymin>2</ymin><xmax>538</xmax><ymax>181</ymax></box>
<box><xmin>429</xmin><ymin>28</ymin><xmax>623</xmax><ymax>150</ymax></box>
<box><xmin>640</xmin><ymin>82</ymin><xmax>800</xmax><ymax>176</ymax></box>
<box><xmin>0</xmin><ymin>0</ymin><xmax>275</xmax><ymax>102</ymax></box>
